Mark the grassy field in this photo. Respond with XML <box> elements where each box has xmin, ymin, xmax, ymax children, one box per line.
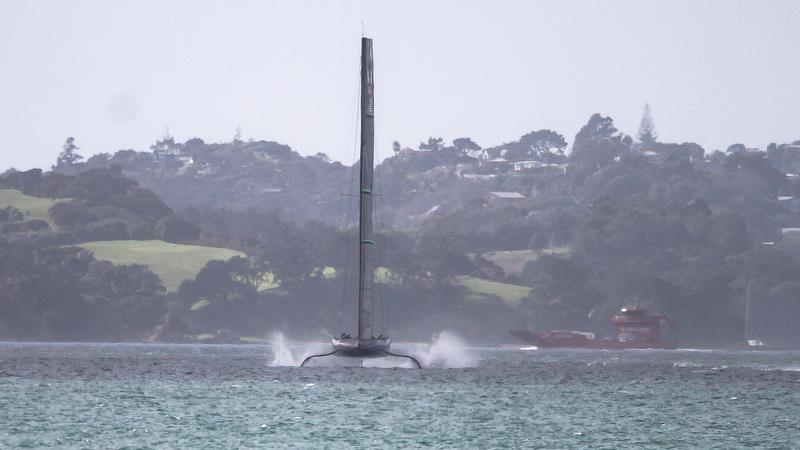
<box><xmin>79</xmin><ymin>240</ymin><xmax>245</xmax><ymax>291</ymax></box>
<box><xmin>0</xmin><ymin>189</ymin><xmax>70</xmax><ymax>224</ymax></box>
<box><xmin>452</xmin><ymin>275</ymin><xmax>531</xmax><ymax>305</ymax></box>
<box><xmin>481</xmin><ymin>247</ymin><xmax>570</xmax><ymax>277</ymax></box>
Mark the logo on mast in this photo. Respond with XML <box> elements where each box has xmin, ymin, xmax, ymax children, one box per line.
<box><xmin>366</xmin><ymin>85</ymin><xmax>374</xmax><ymax>117</ymax></box>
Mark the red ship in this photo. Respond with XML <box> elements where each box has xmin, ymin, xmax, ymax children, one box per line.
<box><xmin>511</xmin><ymin>306</ymin><xmax>677</xmax><ymax>349</ymax></box>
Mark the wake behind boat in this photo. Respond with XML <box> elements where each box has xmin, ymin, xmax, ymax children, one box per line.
<box><xmin>301</xmin><ymin>37</ymin><xmax>420</xmax><ymax>368</ymax></box>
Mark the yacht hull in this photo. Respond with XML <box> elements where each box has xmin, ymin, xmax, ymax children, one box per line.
<box><xmin>332</xmin><ymin>337</ymin><xmax>391</xmax><ymax>357</ymax></box>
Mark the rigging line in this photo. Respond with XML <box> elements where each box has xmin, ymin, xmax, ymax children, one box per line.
<box><xmin>335</xmin><ymin>202</ymin><xmax>350</xmax><ymax>334</ymax></box>
<box><xmin>377</xmin><ymin>149</ymin><xmax>390</xmax><ymax>335</ymax></box>
<box><xmin>371</xmin><ymin>167</ymin><xmax>388</xmax><ymax>333</ymax></box>
<box><xmin>335</xmin><ymin>54</ymin><xmax>363</xmax><ymax>335</ymax></box>
<box><xmin>373</xmin><ymin>139</ymin><xmax>391</xmax><ymax>335</ymax></box>
<box><xmin>339</xmin><ymin>53</ymin><xmax>363</xmax><ymax>334</ymax></box>
<box><xmin>377</xmin><ymin>181</ymin><xmax>390</xmax><ymax>335</ymax></box>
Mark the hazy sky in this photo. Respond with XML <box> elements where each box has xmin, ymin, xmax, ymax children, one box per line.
<box><xmin>1</xmin><ymin>0</ymin><xmax>798</xmax><ymax>170</ymax></box>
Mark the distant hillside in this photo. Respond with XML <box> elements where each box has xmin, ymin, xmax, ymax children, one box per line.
<box><xmin>5</xmin><ymin>116</ymin><xmax>800</xmax><ymax>346</ymax></box>
<box><xmin>0</xmin><ymin>166</ymin><xmax>201</xmax><ymax>246</ymax></box>
<box><xmin>74</xmin><ymin>140</ymin><xmax>352</xmax><ymax>226</ymax></box>
<box><xmin>79</xmin><ymin>240</ymin><xmax>245</xmax><ymax>291</ymax></box>
<box><xmin>453</xmin><ymin>275</ymin><xmax>531</xmax><ymax>305</ymax></box>
<box><xmin>0</xmin><ymin>189</ymin><xmax>70</xmax><ymax>224</ymax></box>
<box><xmin>63</xmin><ymin>131</ymin><xmax>570</xmax><ymax>230</ymax></box>
<box><xmin>480</xmin><ymin>248</ymin><xmax>570</xmax><ymax>278</ymax></box>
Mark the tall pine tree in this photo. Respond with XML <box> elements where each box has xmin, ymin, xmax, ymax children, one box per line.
<box><xmin>637</xmin><ymin>103</ymin><xmax>657</xmax><ymax>145</ymax></box>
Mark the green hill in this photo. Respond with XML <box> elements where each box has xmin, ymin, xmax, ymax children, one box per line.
<box><xmin>78</xmin><ymin>240</ymin><xmax>245</xmax><ymax>291</ymax></box>
<box><xmin>453</xmin><ymin>275</ymin><xmax>531</xmax><ymax>305</ymax></box>
<box><xmin>0</xmin><ymin>189</ymin><xmax>69</xmax><ymax>224</ymax></box>
<box><xmin>481</xmin><ymin>247</ymin><xmax>570</xmax><ymax>277</ymax></box>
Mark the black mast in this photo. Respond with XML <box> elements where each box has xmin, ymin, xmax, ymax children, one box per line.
<box><xmin>300</xmin><ymin>37</ymin><xmax>421</xmax><ymax>367</ymax></box>
<box><xmin>357</xmin><ymin>37</ymin><xmax>376</xmax><ymax>340</ymax></box>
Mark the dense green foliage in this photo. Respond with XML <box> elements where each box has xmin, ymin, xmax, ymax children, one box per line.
<box><xmin>3</xmin><ymin>116</ymin><xmax>800</xmax><ymax>346</ymax></box>
<box><xmin>0</xmin><ymin>241</ymin><xmax>166</xmax><ymax>341</ymax></box>
<box><xmin>0</xmin><ymin>168</ymin><xmax>214</xmax><ymax>341</ymax></box>
<box><xmin>0</xmin><ymin>166</ymin><xmax>196</xmax><ymax>244</ymax></box>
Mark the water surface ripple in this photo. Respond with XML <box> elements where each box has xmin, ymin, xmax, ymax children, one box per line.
<box><xmin>1</xmin><ymin>342</ymin><xmax>799</xmax><ymax>448</ymax></box>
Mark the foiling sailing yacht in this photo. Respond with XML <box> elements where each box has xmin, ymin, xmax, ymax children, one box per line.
<box><xmin>301</xmin><ymin>37</ymin><xmax>421</xmax><ymax>368</ymax></box>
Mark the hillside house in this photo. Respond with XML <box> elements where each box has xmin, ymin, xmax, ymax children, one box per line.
<box><xmin>482</xmin><ymin>157</ymin><xmax>509</xmax><ymax>170</ymax></box>
<box><xmin>511</xmin><ymin>160</ymin><xmax>567</xmax><ymax>174</ymax></box>
<box><xmin>511</xmin><ymin>160</ymin><xmax>540</xmax><ymax>171</ymax></box>
<box><xmin>151</xmin><ymin>136</ymin><xmax>183</xmax><ymax>162</ymax></box>
<box><xmin>153</xmin><ymin>147</ymin><xmax>182</xmax><ymax>161</ymax></box>
<box><xmin>489</xmin><ymin>191</ymin><xmax>525</xmax><ymax>201</ymax></box>
<box><xmin>462</xmin><ymin>173</ymin><xmax>496</xmax><ymax>180</ymax></box>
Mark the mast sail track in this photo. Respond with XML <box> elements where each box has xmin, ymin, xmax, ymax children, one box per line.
<box><xmin>358</xmin><ymin>37</ymin><xmax>375</xmax><ymax>340</ymax></box>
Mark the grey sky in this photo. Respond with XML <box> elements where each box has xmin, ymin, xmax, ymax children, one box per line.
<box><xmin>1</xmin><ymin>0</ymin><xmax>798</xmax><ymax>171</ymax></box>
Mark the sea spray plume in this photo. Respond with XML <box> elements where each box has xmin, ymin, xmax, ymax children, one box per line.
<box><xmin>268</xmin><ymin>332</ymin><xmax>331</xmax><ymax>367</ymax></box>
<box><xmin>268</xmin><ymin>332</ymin><xmax>297</xmax><ymax>366</ymax></box>
<box><xmin>420</xmin><ymin>331</ymin><xmax>476</xmax><ymax>368</ymax></box>
<box><xmin>364</xmin><ymin>333</ymin><xmax>476</xmax><ymax>368</ymax></box>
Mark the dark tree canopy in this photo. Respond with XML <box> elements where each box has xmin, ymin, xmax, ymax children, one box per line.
<box><xmin>5</xmin><ymin>117</ymin><xmax>800</xmax><ymax>346</ymax></box>
<box><xmin>452</xmin><ymin>137</ymin><xmax>481</xmax><ymax>154</ymax></box>
<box><xmin>419</xmin><ymin>137</ymin><xmax>444</xmax><ymax>151</ymax></box>
<box><xmin>570</xmin><ymin>114</ymin><xmax>632</xmax><ymax>180</ymax></box>
<box><xmin>54</xmin><ymin>137</ymin><xmax>84</xmax><ymax>169</ymax></box>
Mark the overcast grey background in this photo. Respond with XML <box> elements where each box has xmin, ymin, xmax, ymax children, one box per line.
<box><xmin>1</xmin><ymin>0</ymin><xmax>798</xmax><ymax>170</ymax></box>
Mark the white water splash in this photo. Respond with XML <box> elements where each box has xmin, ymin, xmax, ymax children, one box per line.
<box><xmin>268</xmin><ymin>332</ymin><xmax>331</xmax><ymax>367</ymax></box>
<box><xmin>418</xmin><ymin>331</ymin><xmax>476</xmax><ymax>368</ymax></box>
<box><xmin>268</xmin><ymin>332</ymin><xmax>299</xmax><ymax>367</ymax></box>
<box><xmin>268</xmin><ymin>330</ymin><xmax>476</xmax><ymax>368</ymax></box>
<box><xmin>365</xmin><ymin>332</ymin><xmax>476</xmax><ymax>369</ymax></box>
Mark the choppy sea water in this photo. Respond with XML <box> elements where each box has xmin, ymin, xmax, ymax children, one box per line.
<box><xmin>1</xmin><ymin>341</ymin><xmax>799</xmax><ymax>448</ymax></box>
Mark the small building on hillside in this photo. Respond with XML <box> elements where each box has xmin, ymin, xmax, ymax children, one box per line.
<box><xmin>484</xmin><ymin>157</ymin><xmax>509</xmax><ymax>167</ymax></box>
<box><xmin>462</xmin><ymin>172</ymin><xmax>496</xmax><ymax>180</ymax></box>
<box><xmin>489</xmin><ymin>191</ymin><xmax>526</xmax><ymax>201</ymax></box>
<box><xmin>511</xmin><ymin>160</ymin><xmax>541</xmax><ymax>171</ymax></box>
<box><xmin>153</xmin><ymin>147</ymin><xmax>181</xmax><ymax>161</ymax></box>
<box><xmin>151</xmin><ymin>136</ymin><xmax>183</xmax><ymax>162</ymax></box>
<box><xmin>511</xmin><ymin>160</ymin><xmax>568</xmax><ymax>174</ymax></box>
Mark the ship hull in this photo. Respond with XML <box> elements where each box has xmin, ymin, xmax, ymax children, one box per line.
<box><xmin>510</xmin><ymin>330</ymin><xmax>677</xmax><ymax>350</ymax></box>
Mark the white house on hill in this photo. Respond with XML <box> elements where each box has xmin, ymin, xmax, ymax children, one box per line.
<box><xmin>489</xmin><ymin>191</ymin><xmax>526</xmax><ymax>200</ymax></box>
